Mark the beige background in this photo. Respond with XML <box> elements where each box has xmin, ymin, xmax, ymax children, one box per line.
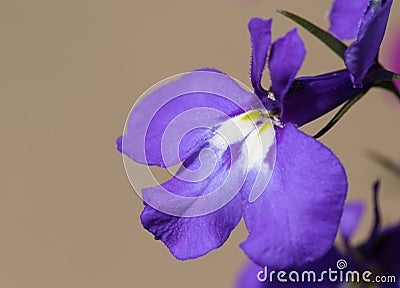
<box><xmin>1</xmin><ymin>1</ymin><xmax>399</xmax><ymax>287</ymax></box>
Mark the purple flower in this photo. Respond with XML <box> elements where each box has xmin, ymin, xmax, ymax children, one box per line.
<box><xmin>236</xmin><ymin>181</ymin><xmax>400</xmax><ymax>287</ymax></box>
<box><xmin>329</xmin><ymin>0</ymin><xmax>393</xmax><ymax>88</ymax></box>
<box><xmin>117</xmin><ymin>18</ymin><xmax>347</xmax><ymax>269</ymax></box>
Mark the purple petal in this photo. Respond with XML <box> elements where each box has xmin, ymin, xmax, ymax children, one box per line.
<box><xmin>269</xmin><ymin>28</ymin><xmax>305</xmax><ymax>103</ymax></box>
<box><xmin>141</xmin><ymin>198</ymin><xmax>242</xmax><ymax>260</ymax></box>
<box><xmin>340</xmin><ymin>201</ymin><xmax>365</xmax><ymax>242</ymax></box>
<box><xmin>328</xmin><ymin>0</ymin><xmax>370</xmax><ymax>40</ymax></box>
<box><xmin>240</xmin><ymin>123</ymin><xmax>347</xmax><ymax>268</ymax></box>
<box><xmin>345</xmin><ymin>0</ymin><xmax>392</xmax><ymax>87</ymax></box>
<box><xmin>248</xmin><ymin>18</ymin><xmax>272</xmax><ymax>98</ymax></box>
<box><xmin>282</xmin><ymin>69</ymin><xmax>367</xmax><ymax>126</ymax></box>
<box><xmin>140</xmin><ymin>142</ymin><xmax>247</xmax><ymax>259</ymax></box>
<box><xmin>118</xmin><ymin>71</ymin><xmax>262</xmax><ymax>167</ymax></box>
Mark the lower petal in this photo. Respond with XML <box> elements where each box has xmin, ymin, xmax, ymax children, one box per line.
<box><xmin>140</xmin><ymin>145</ymin><xmax>245</xmax><ymax>259</ymax></box>
<box><xmin>241</xmin><ymin>123</ymin><xmax>347</xmax><ymax>268</ymax></box>
<box><xmin>141</xmin><ymin>197</ymin><xmax>242</xmax><ymax>260</ymax></box>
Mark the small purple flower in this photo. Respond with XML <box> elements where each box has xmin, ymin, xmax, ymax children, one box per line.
<box><xmin>118</xmin><ymin>18</ymin><xmax>347</xmax><ymax>269</ymax></box>
<box><xmin>329</xmin><ymin>0</ymin><xmax>393</xmax><ymax>88</ymax></box>
<box><xmin>280</xmin><ymin>0</ymin><xmax>394</xmax><ymax>127</ymax></box>
<box><xmin>236</xmin><ymin>181</ymin><xmax>400</xmax><ymax>287</ymax></box>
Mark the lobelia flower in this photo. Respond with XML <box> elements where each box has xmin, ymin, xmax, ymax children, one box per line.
<box><xmin>117</xmin><ymin>18</ymin><xmax>347</xmax><ymax>269</ymax></box>
<box><xmin>236</xmin><ymin>181</ymin><xmax>400</xmax><ymax>287</ymax></box>
<box><xmin>281</xmin><ymin>0</ymin><xmax>395</xmax><ymax>127</ymax></box>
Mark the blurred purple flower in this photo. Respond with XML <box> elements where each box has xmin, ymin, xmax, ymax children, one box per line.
<box><xmin>236</xmin><ymin>181</ymin><xmax>400</xmax><ymax>287</ymax></box>
<box><xmin>118</xmin><ymin>18</ymin><xmax>347</xmax><ymax>269</ymax></box>
<box><xmin>388</xmin><ymin>31</ymin><xmax>400</xmax><ymax>90</ymax></box>
<box><xmin>352</xmin><ymin>182</ymin><xmax>400</xmax><ymax>286</ymax></box>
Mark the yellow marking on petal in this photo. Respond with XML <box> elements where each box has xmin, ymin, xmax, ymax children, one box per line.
<box><xmin>258</xmin><ymin>121</ymin><xmax>273</xmax><ymax>135</ymax></box>
<box><xmin>241</xmin><ymin>110</ymin><xmax>263</xmax><ymax>122</ymax></box>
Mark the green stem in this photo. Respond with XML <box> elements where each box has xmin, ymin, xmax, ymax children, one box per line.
<box><xmin>277</xmin><ymin>10</ymin><xmax>348</xmax><ymax>60</ymax></box>
<box><xmin>313</xmin><ymin>92</ymin><xmax>366</xmax><ymax>139</ymax></box>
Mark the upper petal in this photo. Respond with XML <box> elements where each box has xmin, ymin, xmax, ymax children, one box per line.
<box><xmin>241</xmin><ymin>123</ymin><xmax>347</xmax><ymax>268</ymax></box>
<box><xmin>345</xmin><ymin>0</ymin><xmax>392</xmax><ymax>87</ymax></box>
<box><xmin>248</xmin><ymin>18</ymin><xmax>273</xmax><ymax>98</ymax></box>
<box><xmin>328</xmin><ymin>0</ymin><xmax>370</xmax><ymax>40</ymax></box>
<box><xmin>269</xmin><ymin>28</ymin><xmax>305</xmax><ymax>104</ymax></box>
<box><xmin>118</xmin><ymin>70</ymin><xmax>262</xmax><ymax>167</ymax></box>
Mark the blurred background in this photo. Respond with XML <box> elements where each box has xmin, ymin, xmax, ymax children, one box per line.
<box><xmin>1</xmin><ymin>0</ymin><xmax>399</xmax><ymax>287</ymax></box>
